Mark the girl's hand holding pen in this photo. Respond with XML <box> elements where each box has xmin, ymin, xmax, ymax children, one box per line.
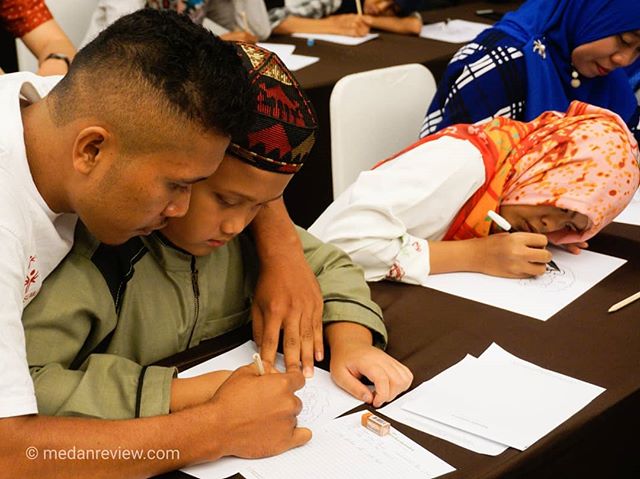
<box><xmin>484</xmin><ymin>209</ymin><xmax>556</xmax><ymax>277</ymax></box>
<box><xmin>475</xmin><ymin>232</ymin><xmax>553</xmax><ymax>278</ymax></box>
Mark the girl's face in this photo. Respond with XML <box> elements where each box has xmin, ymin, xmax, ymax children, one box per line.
<box><xmin>499</xmin><ymin>205</ymin><xmax>589</xmax><ymax>236</ymax></box>
<box><xmin>571</xmin><ymin>31</ymin><xmax>640</xmax><ymax>78</ymax></box>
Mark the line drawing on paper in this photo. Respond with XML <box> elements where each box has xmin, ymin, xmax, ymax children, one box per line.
<box><xmin>296</xmin><ymin>384</ymin><xmax>331</xmax><ymax>426</ymax></box>
<box><xmin>517</xmin><ymin>264</ymin><xmax>576</xmax><ymax>292</ymax></box>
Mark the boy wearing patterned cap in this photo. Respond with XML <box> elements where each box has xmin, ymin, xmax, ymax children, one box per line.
<box><xmin>22</xmin><ymin>43</ymin><xmax>412</xmax><ymax>433</ymax></box>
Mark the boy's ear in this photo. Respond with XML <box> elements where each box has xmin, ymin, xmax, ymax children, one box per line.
<box><xmin>71</xmin><ymin>126</ymin><xmax>111</xmax><ymax>176</ymax></box>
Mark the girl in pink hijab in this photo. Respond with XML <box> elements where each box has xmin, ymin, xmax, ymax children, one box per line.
<box><xmin>311</xmin><ymin>101</ymin><xmax>639</xmax><ymax>284</ymax></box>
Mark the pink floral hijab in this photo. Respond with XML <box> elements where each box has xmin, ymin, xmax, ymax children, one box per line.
<box><xmin>500</xmin><ymin>101</ymin><xmax>640</xmax><ymax>243</ymax></box>
<box><xmin>438</xmin><ymin>101</ymin><xmax>639</xmax><ymax>243</ymax></box>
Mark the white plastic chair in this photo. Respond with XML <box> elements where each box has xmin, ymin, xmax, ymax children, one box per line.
<box><xmin>16</xmin><ymin>0</ymin><xmax>99</xmax><ymax>72</ymax></box>
<box><xmin>329</xmin><ymin>63</ymin><xmax>437</xmax><ymax>198</ymax></box>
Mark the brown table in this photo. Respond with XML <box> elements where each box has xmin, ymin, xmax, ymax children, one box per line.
<box><xmin>278</xmin><ymin>1</ymin><xmax>523</xmax><ymax>227</ymax></box>
<box><xmin>156</xmin><ymin>222</ymin><xmax>640</xmax><ymax>479</ymax></box>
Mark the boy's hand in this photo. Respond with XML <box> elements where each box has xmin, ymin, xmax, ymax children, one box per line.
<box><xmin>478</xmin><ymin>232</ymin><xmax>553</xmax><ymax>278</ymax></box>
<box><xmin>326</xmin><ymin>323</ymin><xmax>413</xmax><ymax>408</ymax></box>
<box><xmin>208</xmin><ymin>364</ymin><xmax>311</xmax><ymax>459</ymax></box>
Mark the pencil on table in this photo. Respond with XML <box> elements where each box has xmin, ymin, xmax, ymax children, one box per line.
<box><xmin>608</xmin><ymin>290</ymin><xmax>640</xmax><ymax>313</ymax></box>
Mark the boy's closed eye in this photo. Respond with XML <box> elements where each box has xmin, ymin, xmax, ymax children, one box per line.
<box><xmin>215</xmin><ymin>193</ymin><xmax>241</xmax><ymax>207</ymax></box>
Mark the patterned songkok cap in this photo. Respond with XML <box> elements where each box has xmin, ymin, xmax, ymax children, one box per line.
<box><xmin>230</xmin><ymin>43</ymin><xmax>318</xmax><ymax>174</ymax></box>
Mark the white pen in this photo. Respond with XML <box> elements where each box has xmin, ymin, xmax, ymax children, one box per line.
<box><xmin>487</xmin><ymin>209</ymin><xmax>512</xmax><ymax>232</ymax></box>
<box><xmin>252</xmin><ymin>352</ymin><xmax>265</xmax><ymax>376</ymax></box>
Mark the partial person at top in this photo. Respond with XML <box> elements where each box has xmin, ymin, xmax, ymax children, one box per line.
<box><xmin>0</xmin><ymin>0</ymin><xmax>75</xmax><ymax>75</ymax></box>
<box><xmin>267</xmin><ymin>0</ymin><xmax>423</xmax><ymax>37</ymax></box>
<box><xmin>421</xmin><ymin>0</ymin><xmax>640</xmax><ymax>143</ymax></box>
<box><xmin>82</xmin><ymin>0</ymin><xmax>271</xmax><ymax>45</ymax></box>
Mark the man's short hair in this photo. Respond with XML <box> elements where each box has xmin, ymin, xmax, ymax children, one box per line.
<box><xmin>49</xmin><ymin>9</ymin><xmax>254</xmax><ymax>144</ymax></box>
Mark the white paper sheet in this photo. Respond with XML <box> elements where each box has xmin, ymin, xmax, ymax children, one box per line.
<box><xmin>421</xmin><ymin>248</ymin><xmax>625</xmax><ymax>321</ymax></box>
<box><xmin>402</xmin><ymin>344</ymin><xmax>605</xmax><ymax>451</ymax></box>
<box><xmin>179</xmin><ymin>341</ymin><xmax>360</xmax><ymax>428</ymax></box>
<box><xmin>180</xmin><ymin>341</ymin><xmax>362</xmax><ymax>479</ymax></box>
<box><xmin>379</xmin><ymin>375</ymin><xmax>509</xmax><ymax>456</ymax></box>
<box><xmin>614</xmin><ymin>190</ymin><xmax>640</xmax><ymax>226</ymax></box>
<box><xmin>257</xmin><ymin>42</ymin><xmax>297</xmax><ymax>57</ymax></box>
<box><xmin>241</xmin><ymin>412</ymin><xmax>455</xmax><ymax>479</ymax></box>
<box><xmin>281</xmin><ymin>53</ymin><xmax>320</xmax><ymax>71</ymax></box>
<box><xmin>292</xmin><ymin>32</ymin><xmax>379</xmax><ymax>45</ymax></box>
<box><xmin>255</xmin><ymin>42</ymin><xmax>319</xmax><ymax>71</ymax></box>
<box><xmin>420</xmin><ymin>19</ymin><xmax>490</xmax><ymax>43</ymax></box>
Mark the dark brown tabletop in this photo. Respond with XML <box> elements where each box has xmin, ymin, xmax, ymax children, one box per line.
<box><xmin>156</xmin><ymin>222</ymin><xmax>640</xmax><ymax>479</ymax></box>
<box><xmin>279</xmin><ymin>1</ymin><xmax>523</xmax><ymax>228</ymax></box>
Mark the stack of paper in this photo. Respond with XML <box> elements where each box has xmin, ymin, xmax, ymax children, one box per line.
<box><xmin>256</xmin><ymin>42</ymin><xmax>319</xmax><ymax>71</ymax></box>
<box><xmin>389</xmin><ymin>343</ymin><xmax>605</xmax><ymax>452</ymax></box>
<box><xmin>292</xmin><ymin>32</ymin><xmax>379</xmax><ymax>46</ymax></box>
<box><xmin>420</xmin><ymin>19</ymin><xmax>490</xmax><ymax>43</ymax></box>
<box><xmin>380</xmin><ymin>395</ymin><xmax>508</xmax><ymax>455</ymax></box>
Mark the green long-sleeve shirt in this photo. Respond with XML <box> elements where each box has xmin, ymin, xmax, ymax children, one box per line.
<box><xmin>23</xmin><ymin>223</ymin><xmax>386</xmax><ymax>419</ymax></box>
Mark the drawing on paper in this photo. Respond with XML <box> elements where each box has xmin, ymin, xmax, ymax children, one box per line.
<box><xmin>517</xmin><ymin>264</ymin><xmax>575</xmax><ymax>292</ymax></box>
<box><xmin>296</xmin><ymin>384</ymin><xmax>331</xmax><ymax>426</ymax></box>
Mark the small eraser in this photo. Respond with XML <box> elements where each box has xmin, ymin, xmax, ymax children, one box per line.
<box><xmin>361</xmin><ymin>412</ymin><xmax>390</xmax><ymax>436</ymax></box>
<box><xmin>307</xmin><ymin>38</ymin><xmax>315</xmax><ymax>47</ymax></box>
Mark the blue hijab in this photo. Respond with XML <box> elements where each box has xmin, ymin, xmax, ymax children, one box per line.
<box><xmin>494</xmin><ymin>0</ymin><xmax>640</xmax><ymax>123</ymax></box>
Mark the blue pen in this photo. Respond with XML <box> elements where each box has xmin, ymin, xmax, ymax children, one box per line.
<box><xmin>487</xmin><ymin>210</ymin><xmax>560</xmax><ymax>272</ymax></box>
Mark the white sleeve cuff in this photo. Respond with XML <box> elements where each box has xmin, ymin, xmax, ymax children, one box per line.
<box><xmin>385</xmin><ymin>235</ymin><xmax>431</xmax><ymax>286</ymax></box>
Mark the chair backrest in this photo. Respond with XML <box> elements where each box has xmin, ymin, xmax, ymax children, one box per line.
<box><xmin>329</xmin><ymin>63</ymin><xmax>436</xmax><ymax>198</ymax></box>
<box><xmin>16</xmin><ymin>0</ymin><xmax>99</xmax><ymax>72</ymax></box>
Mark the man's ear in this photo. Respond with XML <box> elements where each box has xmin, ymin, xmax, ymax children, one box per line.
<box><xmin>71</xmin><ymin>126</ymin><xmax>111</xmax><ymax>176</ymax></box>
